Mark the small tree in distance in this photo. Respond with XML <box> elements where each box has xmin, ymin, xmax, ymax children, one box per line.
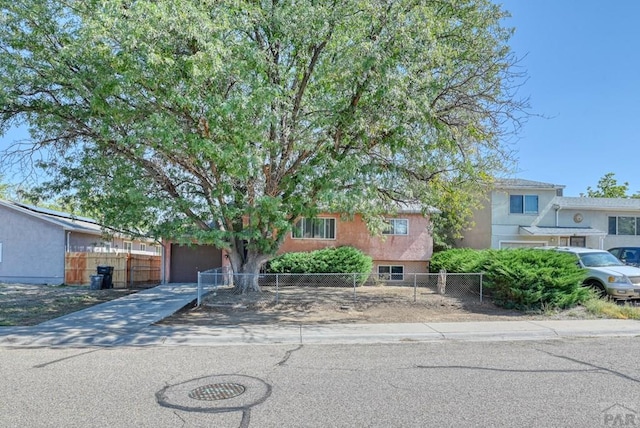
<box><xmin>585</xmin><ymin>172</ymin><xmax>639</xmax><ymax>198</ymax></box>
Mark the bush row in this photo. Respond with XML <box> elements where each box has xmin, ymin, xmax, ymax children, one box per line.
<box><xmin>267</xmin><ymin>246</ymin><xmax>373</xmax><ymax>284</ymax></box>
<box><xmin>430</xmin><ymin>248</ymin><xmax>589</xmax><ymax>310</ymax></box>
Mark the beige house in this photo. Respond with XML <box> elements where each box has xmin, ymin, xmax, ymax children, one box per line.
<box><xmin>460</xmin><ymin>179</ymin><xmax>640</xmax><ymax>250</ymax></box>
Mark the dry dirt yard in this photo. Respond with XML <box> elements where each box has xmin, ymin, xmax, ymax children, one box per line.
<box><xmin>161</xmin><ymin>285</ymin><xmax>600</xmax><ymax>326</ymax></box>
<box><xmin>0</xmin><ymin>283</ymin><xmax>605</xmax><ymax>328</ymax></box>
<box><xmin>0</xmin><ymin>283</ymin><xmax>138</xmax><ymax>326</ymax></box>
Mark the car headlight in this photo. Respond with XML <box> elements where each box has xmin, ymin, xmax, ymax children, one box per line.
<box><xmin>608</xmin><ymin>275</ymin><xmax>631</xmax><ymax>285</ymax></box>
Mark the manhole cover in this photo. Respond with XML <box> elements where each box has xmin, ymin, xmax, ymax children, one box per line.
<box><xmin>157</xmin><ymin>374</ymin><xmax>271</xmax><ymax>412</ymax></box>
<box><xmin>189</xmin><ymin>383</ymin><xmax>246</xmax><ymax>401</ymax></box>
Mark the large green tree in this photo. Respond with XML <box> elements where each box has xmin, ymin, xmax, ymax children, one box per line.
<box><xmin>0</xmin><ymin>0</ymin><xmax>525</xmax><ymax>292</ymax></box>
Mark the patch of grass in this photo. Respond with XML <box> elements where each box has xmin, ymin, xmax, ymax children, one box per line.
<box><xmin>583</xmin><ymin>297</ymin><xmax>640</xmax><ymax>320</ymax></box>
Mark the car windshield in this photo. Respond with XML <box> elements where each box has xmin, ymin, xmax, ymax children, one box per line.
<box><xmin>579</xmin><ymin>252</ymin><xmax>625</xmax><ymax>267</ymax></box>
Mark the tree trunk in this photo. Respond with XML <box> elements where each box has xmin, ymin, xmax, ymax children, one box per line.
<box><xmin>227</xmin><ymin>248</ymin><xmax>268</xmax><ymax>294</ymax></box>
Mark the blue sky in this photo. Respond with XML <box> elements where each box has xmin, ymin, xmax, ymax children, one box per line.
<box><xmin>500</xmin><ymin>0</ymin><xmax>640</xmax><ymax>196</ymax></box>
<box><xmin>2</xmin><ymin>1</ymin><xmax>638</xmax><ymax>197</ymax></box>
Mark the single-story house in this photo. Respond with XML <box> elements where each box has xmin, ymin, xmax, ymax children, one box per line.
<box><xmin>0</xmin><ymin>200</ymin><xmax>160</xmax><ymax>285</ymax></box>
<box><xmin>460</xmin><ymin>178</ymin><xmax>640</xmax><ymax>250</ymax></box>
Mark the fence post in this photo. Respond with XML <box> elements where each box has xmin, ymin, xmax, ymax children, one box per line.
<box><xmin>353</xmin><ymin>273</ymin><xmax>357</xmax><ymax>304</ymax></box>
<box><xmin>479</xmin><ymin>273</ymin><xmax>483</xmax><ymax>303</ymax></box>
<box><xmin>437</xmin><ymin>269</ymin><xmax>447</xmax><ymax>295</ymax></box>
<box><xmin>414</xmin><ymin>273</ymin><xmax>417</xmax><ymax>302</ymax></box>
<box><xmin>276</xmin><ymin>273</ymin><xmax>279</xmax><ymax>304</ymax></box>
<box><xmin>197</xmin><ymin>271</ymin><xmax>202</xmax><ymax>306</ymax></box>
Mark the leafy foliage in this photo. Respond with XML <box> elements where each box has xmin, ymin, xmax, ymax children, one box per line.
<box><xmin>430</xmin><ymin>248</ymin><xmax>492</xmax><ymax>273</ymax></box>
<box><xmin>431</xmin><ymin>248</ymin><xmax>589</xmax><ymax>310</ymax></box>
<box><xmin>267</xmin><ymin>246</ymin><xmax>373</xmax><ymax>278</ymax></box>
<box><xmin>586</xmin><ymin>172</ymin><xmax>638</xmax><ymax>198</ymax></box>
<box><xmin>0</xmin><ymin>0</ymin><xmax>527</xmax><ymax>292</ymax></box>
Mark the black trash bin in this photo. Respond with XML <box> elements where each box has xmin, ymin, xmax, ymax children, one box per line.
<box><xmin>97</xmin><ymin>265</ymin><xmax>114</xmax><ymax>289</ymax></box>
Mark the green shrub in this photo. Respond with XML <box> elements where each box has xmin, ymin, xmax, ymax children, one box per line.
<box><xmin>267</xmin><ymin>246</ymin><xmax>373</xmax><ymax>284</ymax></box>
<box><xmin>429</xmin><ymin>248</ymin><xmax>492</xmax><ymax>273</ymax></box>
<box><xmin>483</xmin><ymin>249</ymin><xmax>589</xmax><ymax>310</ymax></box>
<box><xmin>267</xmin><ymin>252</ymin><xmax>314</xmax><ymax>274</ymax></box>
<box><xmin>430</xmin><ymin>248</ymin><xmax>589</xmax><ymax>310</ymax></box>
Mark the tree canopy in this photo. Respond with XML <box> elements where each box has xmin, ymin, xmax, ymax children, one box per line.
<box><xmin>0</xmin><ymin>0</ymin><xmax>526</xmax><ymax>292</ymax></box>
<box><xmin>586</xmin><ymin>173</ymin><xmax>639</xmax><ymax>198</ymax></box>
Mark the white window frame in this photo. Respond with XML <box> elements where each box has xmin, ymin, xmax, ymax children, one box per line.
<box><xmin>292</xmin><ymin>217</ymin><xmax>336</xmax><ymax>240</ymax></box>
<box><xmin>140</xmin><ymin>243</ymin><xmax>147</xmax><ymax>252</ymax></box>
<box><xmin>509</xmin><ymin>194</ymin><xmax>539</xmax><ymax>214</ymax></box>
<box><xmin>383</xmin><ymin>219</ymin><xmax>409</xmax><ymax>235</ymax></box>
<box><xmin>124</xmin><ymin>241</ymin><xmax>133</xmax><ymax>253</ymax></box>
<box><xmin>377</xmin><ymin>265</ymin><xmax>404</xmax><ymax>281</ymax></box>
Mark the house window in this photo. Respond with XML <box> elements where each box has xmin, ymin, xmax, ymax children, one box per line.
<box><xmin>509</xmin><ymin>195</ymin><xmax>538</xmax><ymax>214</ymax></box>
<box><xmin>608</xmin><ymin>216</ymin><xmax>640</xmax><ymax>235</ymax></box>
<box><xmin>570</xmin><ymin>237</ymin><xmax>586</xmax><ymax>247</ymax></box>
<box><xmin>292</xmin><ymin>218</ymin><xmax>336</xmax><ymax>239</ymax></box>
<box><xmin>124</xmin><ymin>242</ymin><xmax>132</xmax><ymax>253</ymax></box>
<box><xmin>378</xmin><ymin>265</ymin><xmax>404</xmax><ymax>281</ymax></box>
<box><xmin>140</xmin><ymin>243</ymin><xmax>147</xmax><ymax>252</ymax></box>
<box><xmin>155</xmin><ymin>246</ymin><xmax>162</xmax><ymax>255</ymax></box>
<box><xmin>383</xmin><ymin>219</ymin><xmax>409</xmax><ymax>235</ymax></box>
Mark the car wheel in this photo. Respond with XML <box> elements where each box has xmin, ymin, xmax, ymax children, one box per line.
<box><xmin>584</xmin><ymin>280</ymin><xmax>607</xmax><ymax>298</ymax></box>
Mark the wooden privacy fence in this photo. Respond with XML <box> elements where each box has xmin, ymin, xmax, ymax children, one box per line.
<box><xmin>65</xmin><ymin>252</ymin><xmax>161</xmax><ymax>288</ymax></box>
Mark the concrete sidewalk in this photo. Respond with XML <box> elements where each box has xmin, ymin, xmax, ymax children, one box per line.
<box><xmin>1</xmin><ymin>283</ymin><xmax>639</xmax><ymax>347</ymax></box>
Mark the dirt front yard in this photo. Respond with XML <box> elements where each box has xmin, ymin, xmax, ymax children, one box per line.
<box><xmin>0</xmin><ymin>283</ymin><xmax>606</xmax><ymax>328</ymax></box>
<box><xmin>160</xmin><ymin>285</ymin><xmax>600</xmax><ymax>326</ymax></box>
<box><xmin>0</xmin><ymin>283</ymin><xmax>138</xmax><ymax>326</ymax></box>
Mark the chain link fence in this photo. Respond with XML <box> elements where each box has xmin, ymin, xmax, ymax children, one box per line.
<box><xmin>197</xmin><ymin>269</ymin><xmax>483</xmax><ymax>306</ymax></box>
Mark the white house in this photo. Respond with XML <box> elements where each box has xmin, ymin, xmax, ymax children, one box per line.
<box><xmin>460</xmin><ymin>179</ymin><xmax>640</xmax><ymax>250</ymax></box>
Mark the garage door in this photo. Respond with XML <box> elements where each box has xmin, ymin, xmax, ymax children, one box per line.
<box><xmin>170</xmin><ymin>244</ymin><xmax>222</xmax><ymax>283</ymax></box>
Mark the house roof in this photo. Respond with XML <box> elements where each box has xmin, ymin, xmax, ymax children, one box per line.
<box><xmin>519</xmin><ymin>226</ymin><xmax>606</xmax><ymax>236</ymax></box>
<box><xmin>554</xmin><ymin>196</ymin><xmax>640</xmax><ymax>211</ymax></box>
<box><xmin>0</xmin><ymin>199</ymin><xmax>104</xmax><ymax>236</ymax></box>
<box><xmin>494</xmin><ymin>178</ymin><xmax>565</xmax><ymax>190</ymax></box>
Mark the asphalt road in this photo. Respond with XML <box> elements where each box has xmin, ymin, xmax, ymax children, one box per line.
<box><xmin>1</xmin><ymin>337</ymin><xmax>639</xmax><ymax>427</ymax></box>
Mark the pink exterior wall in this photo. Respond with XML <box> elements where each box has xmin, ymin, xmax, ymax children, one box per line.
<box><xmin>163</xmin><ymin>213</ymin><xmax>433</xmax><ymax>278</ymax></box>
<box><xmin>277</xmin><ymin>213</ymin><xmax>433</xmax><ymax>273</ymax></box>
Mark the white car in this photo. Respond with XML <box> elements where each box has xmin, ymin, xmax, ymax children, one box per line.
<box><xmin>543</xmin><ymin>246</ymin><xmax>640</xmax><ymax>300</ymax></box>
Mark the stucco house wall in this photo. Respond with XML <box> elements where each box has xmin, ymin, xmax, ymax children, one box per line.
<box><xmin>457</xmin><ymin>197</ymin><xmax>492</xmax><ymax>249</ymax></box>
<box><xmin>277</xmin><ymin>213</ymin><xmax>433</xmax><ymax>273</ymax></box>
<box><xmin>0</xmin><ymin>203</ymin><xmax>66</xmax><ymax>284</ymax></box>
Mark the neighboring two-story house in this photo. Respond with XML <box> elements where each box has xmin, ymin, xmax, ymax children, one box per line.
<box><xmin>460</xmin><ymin>179</ymin><xmax>640</xmax><ymax>250</ymax></box>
